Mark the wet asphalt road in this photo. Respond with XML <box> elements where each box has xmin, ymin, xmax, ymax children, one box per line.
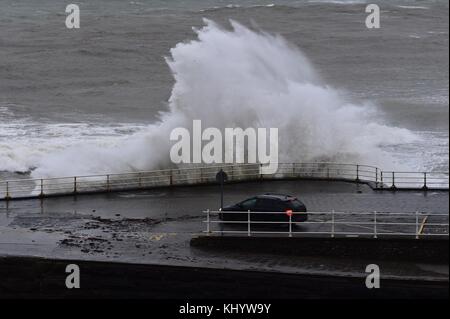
<box><xmin>0</xmin><ymin>180</ymin><xmax>448</xmax><ymax>282</ymax></box>
<box><xmin>1</xmin><ymin>180</ymin><xmax>448</xmax><ymax>220</ymax></box>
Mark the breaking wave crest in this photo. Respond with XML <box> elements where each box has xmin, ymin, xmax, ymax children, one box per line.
<box><xmin>1</xmin><ymin>19</ymin><xmax>418</xmax><ymax>179</ymax></box>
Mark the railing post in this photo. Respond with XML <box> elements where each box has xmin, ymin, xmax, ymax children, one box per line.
<box><xmin>5</xmin><ymin>181</ymin><xmax>10</xmax><ymax>200</ymax></box>
<box><xmin>356</xmin><ymin>165</ymin><xmax>360</xmax><ymax>182</ymax></box>
<box><xmin>375</xmin><ymin>168</ymin><xmax>378</xmax><ymax>187</ymax></box>
<box><xmin>200</xmin><ymin>167</ymin><xmax>203</xmax><ymax>183</ymax></box>
<box><xmin>247</xmin><ymin>210</ymin><xmax>251</xmax><ymax>237</ymax></box>
<box><xmin>331</xmin><ymin>210</ymin><xmax>335</xmax><ymax>238</ymax></box>
<box><xmin>206</xmin><ymin>209</ymin><xmax>211</xmax><ymax>234</ymax></box>
<box><xmin>380</xmin><ymin>171</ymin><xmax>384</xmax><ymax>189</ymax></box>
<box><xmin>40</xmin><ymin>179</ymin><xmax>44</xmax><ymax>197</ymax></box>
<box><xmin>73</xmin><ymin>177</ymin><xmax>77</xmax><ymax>194</ymax></box>
<box><xmin>289</xmin><ymin>214</ymin><xmax>292</xmax><ymax>237</ymax></box>
<box><xmin>415</xmin><ymin>211</ymin><xmax>419</xmax><ymax>239</ymax></box>
<box><xmin>391</xmin><ymin>172</ymin><xmax>396</xmax><ymax>189</ymax></box>
<box><xmin>422</xmin><ymin>172</ymin><xmax>428</xmax><ymax>190</ymax></box>
<box><xmin>373</xmin><ymin>211</ymin><xmax>377</xmax><ymax>239</ymax></box>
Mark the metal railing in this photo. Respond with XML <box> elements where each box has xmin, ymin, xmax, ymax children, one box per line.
<box><xmin>203</xmin><ymin>210</ymin><xmax>449</xmax><ymax>239</ymax></box>
<box><xmin>379</xmin><ymin>171</ymin><xmax>449</xmax><ymax>190</ymax></box>
<box><xmin>0</xmin><ymin>162</ymin><xmax>448</xmax><ymax>200</ymax></box>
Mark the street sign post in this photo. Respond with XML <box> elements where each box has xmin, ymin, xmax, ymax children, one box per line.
<box><xmin>216</xmin><ymin>169</ymin><xmax>228</xmax><ymax>209</ymax></box>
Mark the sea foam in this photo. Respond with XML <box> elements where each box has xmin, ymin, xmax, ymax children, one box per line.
<box><xmin>2</xmin><ymin>19</ymin><xmax>418</xmax><ymax>178</ymax></box>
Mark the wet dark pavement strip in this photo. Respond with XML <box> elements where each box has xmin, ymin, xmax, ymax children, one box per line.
<box><xmin>0</xmin><ymin>180</ymin><xmax>448</xmax><ymax>281</ymax></box>
<box><xmin>1</xmin><ymin>180</ymin><xmax>448</xmax><ymax>218</ymax></box>
<box><xmin>1</xmin><ymin>256</ymin><xmax>447</xmax><ymax>299</ymax></box>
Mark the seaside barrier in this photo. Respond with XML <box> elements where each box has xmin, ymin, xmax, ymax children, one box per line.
<box><xmin>0</xmin><ymin>162</ymin><xmax>448</xmax><ymax>200</ymax></box>
<box><xmin>202</xmin><ymin>210</ymin><xmax>449</xmax><ymax>239</ymax></box>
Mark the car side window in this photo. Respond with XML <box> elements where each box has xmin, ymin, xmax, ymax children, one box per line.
<box><xmin>240</xmin><ymin>198</ymin><xmax>257</xmax><ymax>210</ymax></box>
<box><xmin>272</xmin><ymin>200</ymin><xmax>287</xmax><ymax>211</ymax></box>
<box><xmin>256</xmin><ymin>198</ymin><xmax>285</xmax><ymax>211</ymax></box>
<box><xmin>255</xmin><ymin>199</ymin><xmax>271</xmax><ymax>210</ymax></box>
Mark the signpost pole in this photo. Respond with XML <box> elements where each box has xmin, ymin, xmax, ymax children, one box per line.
<box><xmin>216</xmin><ymin>169</ymin><xmax>228</xmax><ymax>210</ymax></box>
<box><xmin>220</xmin><ymin>175</ymin><xmax>224</xmax><ymax>209</ymax></box>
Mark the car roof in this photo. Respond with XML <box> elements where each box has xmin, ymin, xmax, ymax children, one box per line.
<box><xmin>256</xmin><ymin>193</ymin><xmax>297</xmax><ymax>201</ymax></box>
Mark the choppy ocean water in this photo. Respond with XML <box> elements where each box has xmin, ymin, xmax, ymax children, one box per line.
<box><xmin>0</xmin><ymin>0</ymin><xmax>448</xmax><ymax>180</ymax></box>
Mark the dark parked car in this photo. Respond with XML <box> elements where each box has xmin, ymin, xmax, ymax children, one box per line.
<box><xmin>219</xmin><ymin>193</ymin><xmax>307</xmax><ymax>223</ymax></box>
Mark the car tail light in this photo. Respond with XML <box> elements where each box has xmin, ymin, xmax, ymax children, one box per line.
<box><xmin>285</xmin><ymin>209</ymin><xmax>293</xmax><ymax>217</ymax></box>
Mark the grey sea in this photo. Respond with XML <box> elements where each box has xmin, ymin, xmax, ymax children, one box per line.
<box><xmin>0</xmin><ymin>0</ymin><xmax>448</xmax><ymax>180</ymax></box>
